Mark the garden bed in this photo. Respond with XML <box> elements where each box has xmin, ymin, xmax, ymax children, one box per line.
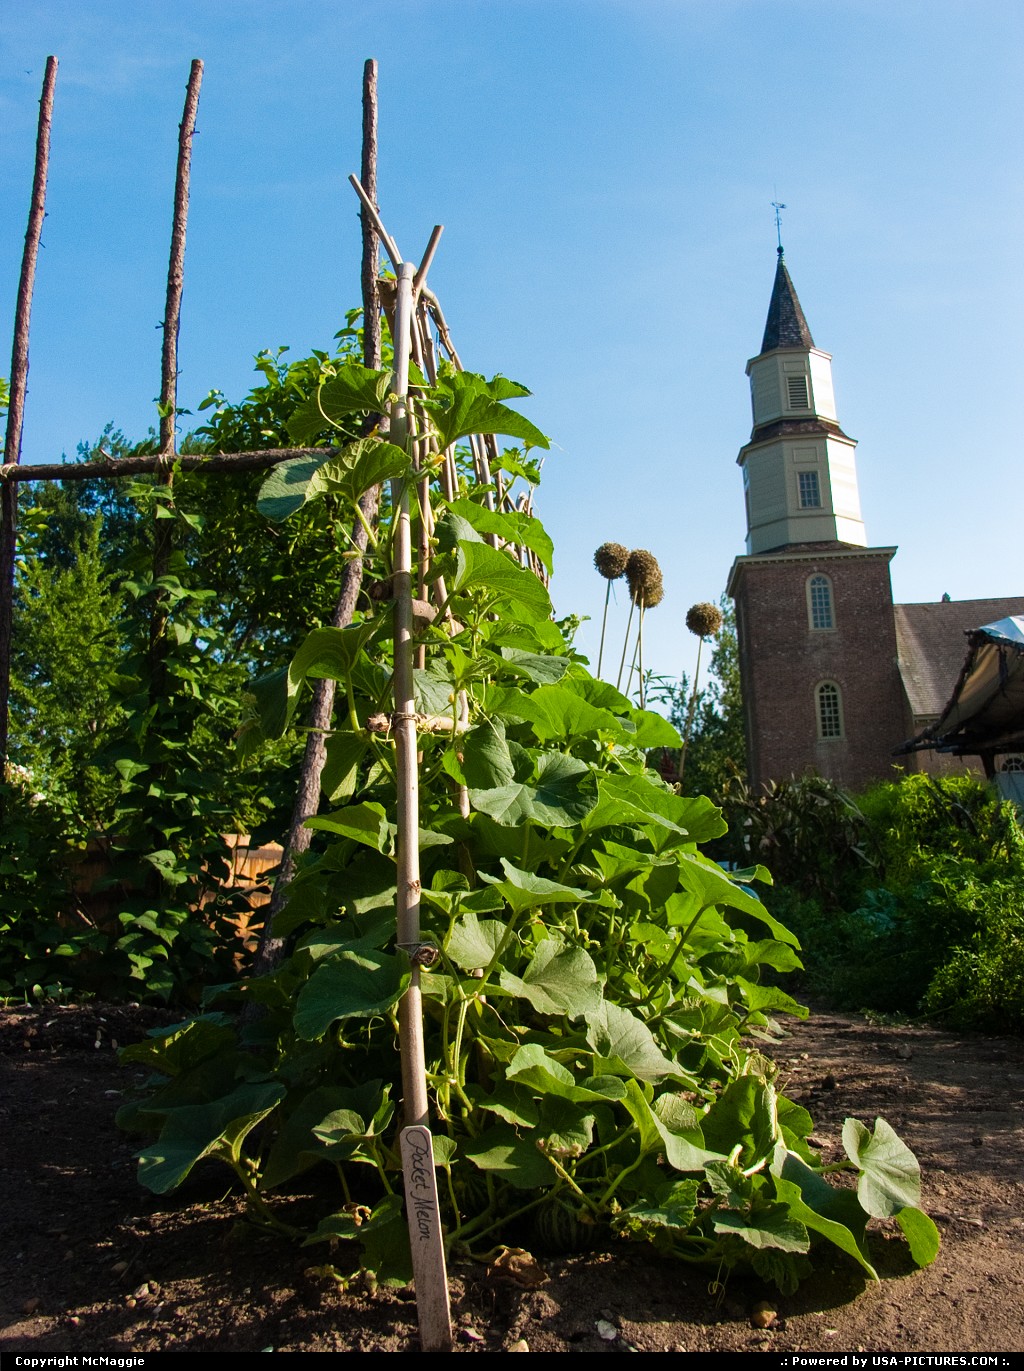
<box><xmin>1</xmin><ymin>1002</ymin><xmax>1022</xmax><ymax>1354</ymax></box>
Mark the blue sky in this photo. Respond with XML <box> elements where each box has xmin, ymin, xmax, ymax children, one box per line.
<box><xmin>3</xmin><ymin>1</ymin><xmax>1022</xmax><ymax>695</ymax></box>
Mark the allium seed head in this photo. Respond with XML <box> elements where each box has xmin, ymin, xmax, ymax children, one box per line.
<box><xmin>644</xmin><ymin>578</ymin><xmax>665</xmax><ymax>609</ymax></box>
<box><xmin>593</xmin><ymin>541</ymin><xmax>630</xmax><ymax>580</ymax></box>
<box><xmin>686</xmin><ymin>601</ymin><xmax>723</xmax><ymax>638</ymax></box>
<box><xmin>626</xmin><ymin>549</ymin><xmax>662</xmax><ymax>605</ymax></box>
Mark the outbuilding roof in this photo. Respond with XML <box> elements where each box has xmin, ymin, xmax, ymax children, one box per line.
<box><xmin>894</xmin><ymin>598</ymin><xmax>1024</xmax><ymax>720</ymax></box>
<box><xmin>897</xmin><ymin>608</ymin><xmax>1024</xmax><ymax>759</ymax></box>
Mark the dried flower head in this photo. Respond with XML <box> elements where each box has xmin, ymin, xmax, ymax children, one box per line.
<box><xmin>593</xmin><ymin>541</ymin><xmax>630</xmax><ymax>580</ymax></box>
<box><xmin>644</xmin><ymin>578</ymin><xmax>665</xmax><ymax>609</ymax></box>
<box><xmin>686</xmin><ymin>601</ymin><xmax>724</xmax><ymax>638</ymax></box>
<box><xmin>626</xmin><ymin>549</ymin><xmax>662</xmax><ymax>605</ymax></box>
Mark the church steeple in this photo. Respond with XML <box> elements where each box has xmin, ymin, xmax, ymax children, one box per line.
<box><xmin>737</xmin><ymin>253</ymin><xmax>867</xmax><ymax>553</ymax></box>
<box><xmin>761</xmin><ymin>248</ymin><xmax>815</xmax><ymax>352</ymax></box>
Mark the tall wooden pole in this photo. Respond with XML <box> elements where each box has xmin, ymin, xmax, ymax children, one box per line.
<box><xmin>150</xmin><ymin>59</ymin><xmax>203</xmax><ymax>699</ymax></box>
<box><xmin>0</xmin><ymin>55</ymin><xmax>57</xmax><ymax>779</ymax></box>
<box><xmin>248</xmin><ymin>58</ymin><xmax>383</xmax><ymax>981</ymax></box>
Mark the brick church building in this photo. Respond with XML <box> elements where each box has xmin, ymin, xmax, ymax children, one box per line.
<box><xmin>726</xmin><ymin>249</ymin><xmax>1024</xmax><ymax>792</ymax></box>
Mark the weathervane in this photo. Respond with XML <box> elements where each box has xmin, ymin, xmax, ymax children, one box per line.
<box><xmin>771</xmin><ymin>199</ymin><xmax>786</xmax><ymax>254</ymax></box>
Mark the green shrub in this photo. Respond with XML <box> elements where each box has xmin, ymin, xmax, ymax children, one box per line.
<box><xmin>923</xmin><ymin>884</ymin><xmax>1024</xmax><ymax>1032</ymax></box>
<box><xmin>754</xmin><ymin>774</ymin><xmax>1024</xmax><ymax>1029</ymax></box>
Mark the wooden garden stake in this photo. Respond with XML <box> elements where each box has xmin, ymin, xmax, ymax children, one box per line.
<box><xmin>391</xmin><ymin>257</ymin><xmax>453</xmax><ymax>1353</ymax></box>
<box><xmin>251</xmin><ymin>58</ymin><xmax>384</xmax><ymax>979</ymax></box>
<box><xmin>150</xmin><ymin>59</ymin><xmax>203</xmax><ymax>698</ymax></box>
<box><xmin>0</xmin><ymin>55</ymin><xmax>57</xmax><ymax>776</ymax></box>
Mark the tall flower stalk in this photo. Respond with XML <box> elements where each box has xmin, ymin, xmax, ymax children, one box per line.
<box><xmin>678</xmin><ymin>600</ymin><xmax>723</xmax><ymax>784</ymax></box>
<box><xmin>593</xmin><ymin>542</ymin><xmax>629</xmax><ymax>679</ymax></box>
<box><xmin>619</xmin><ymin>550</ymin><xmax>663</xmax><ymax>700</ymax></box>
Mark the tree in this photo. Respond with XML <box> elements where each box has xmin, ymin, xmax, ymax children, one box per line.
<box><xmin>1</xmin><ymin>325</ymin><xmax>373</xmax><ymax>1000</ymax></box>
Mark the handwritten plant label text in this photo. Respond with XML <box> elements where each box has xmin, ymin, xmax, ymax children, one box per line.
<box><xmin>399</xmin><ymin>1125</ymin><xmax>452</xmax><ymax>1351</ymax></box>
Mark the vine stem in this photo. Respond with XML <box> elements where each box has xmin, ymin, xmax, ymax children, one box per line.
<box><xmin>639</xmin><ymin>903</ymin><xmax>710</xmax><ymax>1005</ymax></box>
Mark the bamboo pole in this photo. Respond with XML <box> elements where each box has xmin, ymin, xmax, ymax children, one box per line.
<box><xmin>392</xmin><ymin>258</ymin><xmax>453</xmax><ymax>1353</ymax></box>
<box><xmin>390</xmin><ymin>260</ymin><xmax>425</xmax><ymax>1119</ymax></box>
<box><xmin>0</xmin><ymin>55</ymin><xmax>57</xmax><ymax>776</ymax></box>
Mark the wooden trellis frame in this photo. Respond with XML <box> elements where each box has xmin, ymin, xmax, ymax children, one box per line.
<box><xmin>1</xmin><ymin>55</ymin><xmax>553</xmax><ymax>1355</ymax></box>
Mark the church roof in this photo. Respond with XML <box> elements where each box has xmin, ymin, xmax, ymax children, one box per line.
<box><xmin>760</xmin><ymin>250</ymin><xmax>815</xmax><ymax>353</ymax></box>
<box><xmin>894</xmin><ymin>597</ymin><xmax>1024</xmax><ymax>720</ymax></box>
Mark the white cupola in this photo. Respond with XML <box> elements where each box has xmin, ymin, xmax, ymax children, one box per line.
<box><xmin>738</xmin><ymin>249</ymin><xmax>867</xmax><ymax>553</ymax></box>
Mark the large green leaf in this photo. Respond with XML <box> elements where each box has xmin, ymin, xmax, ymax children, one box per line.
<box><xmin>294</xmin><ymin>951</ymin><xmax>410</xmax><ymax>1040</ymax></box>
<box><xmin>446</xmin><ymin>498</ymin><xmax>554</xmax><ymax>572</ymax></box>
<box><xmin>620</xmin><ymin>1079</ymin><xmax>715</xmax><ymax>1171</ymax></box>
<box><xmin>305</xmin><ymin>801</ymin><xmax>390</xmax><ymax>852</ymax></box>
<box><xmin>463</xmin><ymin>1124</ymin><xmax>557</xmax><ymax>1189</ymax></box>
<box><xmin>509</xmin><ymin>684</ymin><xmax>624</xmax><ymax>743</ymax></box>
<box><xmin>479</xmin><ymin>858</ymin><xmax>593</xmax><ymax>915</ymax></box>
<box><xmin>419</xmin><ymin>370</ymin><xmax>549</xmax><ymax>452</ymax></box>
<box><xmin>701</xmin><ymin>1075</ymin><xmax>779</xmax><ymax>1172</ymax></box>
<box><xmin>447</xmin><ymin>913</ymin><xmax>508</xmax><ymax>971</ymax></box>
<box><xmin>676</xmin><ymin>851</ymin><xmax>800</xmax><ymax>944</ymax></box>
<box><xmin>896</xmin><ymin>1206</ymin><xmax>941</xmax><ymax>1266</ymax></box>
<box><xmin>588</xmin><ymin>1000</ymin><xmax>681</xmax><ymax>1084</ymax></box>
<box><xmin>625</xmin><ymin>709</ymin><xmax>683</xmax><ymax>748</ymax></box>
<box><xmin>622</xmin><ymin>1180</ymin><xmax>700</xmax><ymax>1232</ymax></box>
<box><xmin>257</xmin><ymin>453</ymin><xmax>335</xmax><ymax>521</ymax></box>
<box><xmin>493</xmin><ymin>648</ymin><xmax>571</xmax><ymax>685</ymax></box>
<box><xmin>255</xmin><ymin>622</ymin><xmax>378</xmax><ymax>737</ymax></box>
<box><xmin>842</xmin><ymin>1116</ymin><xmax>922</xmax><ymax>1218</ymax></box>
<box><xmin>469</xmin><ymin>752</ymin><xmax>598</xmax><ymax>828</ymax></box>
<box><xmin>303</xmin><ymin>438</ymin><xmax>408</xmax><ymax>507</ymax></box>
<box><xmin>261</xmin><ymin>1081</ymin><xmax>389</xmax><ymax>1189</ymax></box>
<box><xmin>713</xmin><ymin>1205</ymin><xmax>810</xmax><ymax>1253</ymax></box>
<box><xmin>135</xmin><ymin>1082</ymin><xmax>285</xmax><ymax>1194</ymax></box>
<box><xmin>498</xmin><ymin>938</ymin><xmax>603</xmax><ymax>1018</ymax></box>
<box><xmin>286</xmin><ymin>364</ymin><xmax>393</xmax><ymax>445</ymax></box>
<box><xmin>453</xmin><ymin>540</ymin><xmax>552</xmax><ymax>622</ymax></box>
<box><xmin>505</xmin><ymin>1044</ymin><xmax>625</xmax><ymax>1104</ymax></box>
<box><xmin>119</xmin><ymin>1014</ymin><xmax>235</xmax><ymax>1075</ymax></box>
<box><xmin>459</xmin><ymin>719</ymin><xmax>516</xmax><ymax>789</ymax></box>
<box><xmin>772</xmin><ymin>1148</ymin><xmax>876</xmax><ymax>1278</ymax></box>
<box><xmin>321</xmin><ymin>732</ymin><xmax>369</xmax><ymax>803</ymax></box>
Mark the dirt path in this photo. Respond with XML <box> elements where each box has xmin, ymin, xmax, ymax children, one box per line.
<box><xmin>1</xmin><ymin>1003</ymin><xmax>1022</xmax><ymax>1355</ymax></box>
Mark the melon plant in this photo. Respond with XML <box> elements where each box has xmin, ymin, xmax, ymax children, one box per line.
<box><xmin>119</xmin><ymin>359</ymin><xmax>938</xmax><ymax>1293</ymax></box>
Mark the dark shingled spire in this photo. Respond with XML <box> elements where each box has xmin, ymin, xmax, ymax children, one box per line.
<box><xmin>760</xmin><ymin>248</ymin><xmax>815</xmax><ymax>353</ymax></box>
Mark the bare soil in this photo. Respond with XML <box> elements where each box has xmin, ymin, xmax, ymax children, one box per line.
<box><xmin>2</xmin><ymin>1002</ymin><xmax>1023</xmax><ymax>1356</ymax></box>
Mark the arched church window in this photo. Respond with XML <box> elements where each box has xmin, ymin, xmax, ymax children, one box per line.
<box><xmin>816</xmin><ymin>682</ymin><xmax>843</xmax><ymax>740</ymax></box>
<box><xmin>1001</xmin><ymin>755</ymin><xmax>1024</xmax><ymax>772</ymax></box>
<box><xmin>807</xmin><ymin>574</ymin><xmax>834</xmax><ymax>630</ymax></box>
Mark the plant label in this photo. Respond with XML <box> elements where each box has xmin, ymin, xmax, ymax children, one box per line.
<box><xmin>400</xmin><ymin>1124</ymin><xmax>453</xmax><ymax>1352</ymax></box>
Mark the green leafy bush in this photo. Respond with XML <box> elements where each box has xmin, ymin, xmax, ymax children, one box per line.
<box><xmin>741</xmin><ymin>773</ymin><xmax>1024</xmax><ymax>1028</ymax></box>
